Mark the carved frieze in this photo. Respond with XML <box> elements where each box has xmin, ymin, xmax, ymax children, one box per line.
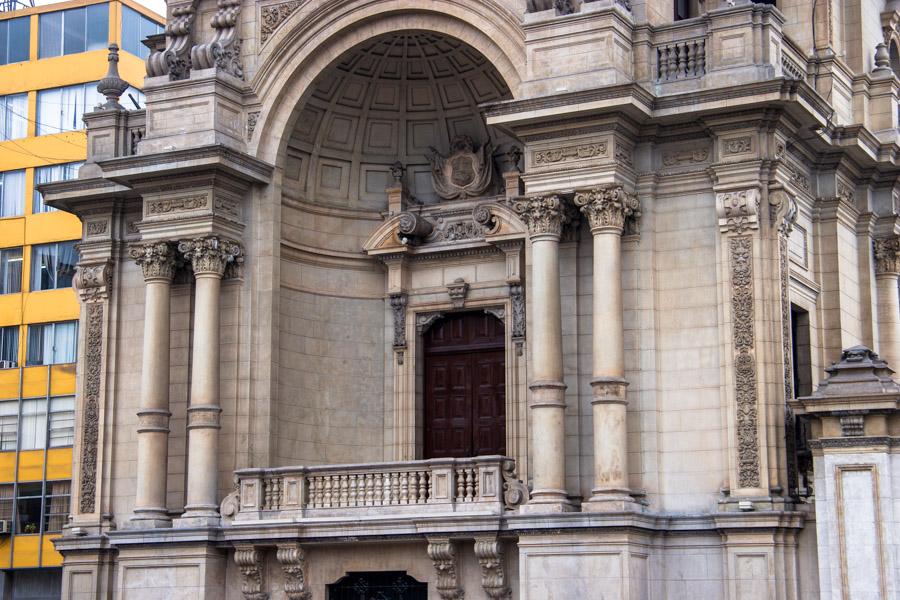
<box><xmin>179</xmin><ymin>236</ymin><xmax>242</xmax><ymax>277</ymax></box>
<box><xmin>512</xmin><ymin>195</ymin><xmax>573</xmax><ymax>238</ymax></box>
<box><xmin>146</xmin><ymin>194</ymin><xmax>208</xmax><ymax>216</ymax></box>
<box><xmin>277</xmin><ymin>543</ymin><xmax>311</xmax><ymax>600</ymax></box>
<box><xmin>234</xmin><ymin>545</ymin><xmax>267</xmax><ymax>600</ymax></box>
<box><xmin>574</xmin><ymin>185</ymin><xmax>640</xmax><ymax>234</ymax></box>
<box><xmin>662</xmin><ymin>147</ymin><xmax>709</xmax><ymax>166</ymax></box>
<box><xmin>129</xmin><ymin>241</ymin><xmax>177</xmax><ymax>282</ymax></box>
<box><xmin>85</xmin><ymin>219</ymin><xmax>108</xmax><ymax>236</ymax></box>
<box><xmin>532</xmin><ymin>141</ymin><xmax>608</xmax><ymax>166</ymax></box>
<box><xmin>474</xmin><ymin>538</ymin><xmax>511</xmax><ymax>599</ymax></box>
<box><xmin>723</xmin><ymin>136</ymin><xmax>752</xmax><ymax>155</ymax></box>
<box><xmin>427</xmin><ymin>538</ymin><xmax>464</xmax><ymax>600</ymax></box>
<box><xmin>260</xmin><ymin>0</ymin><xmax>305</xmax><ymax>44</ymax></box>
<box><xmin>873</xmin><ymin>236</ymin><xmax>900</xmax><ymax>275</ymax></box>
<box><xmin>716</xmin><ymin>189</ymin><xmax>759</xmax><ymax>234</ymax></box>
<box><xmin>390</xmin><ymin>293</ymin><xmax>408</xmax><ymax>349</ymax></box>
<box><xmin>427</xmin><ymin>135</ymin><xmax>493</xmax><ymax>200</ymax></box>
<box><xmin>79</xmin><ymin>303</ymin><xmax>103</xmax><ymax>513</ymax></box>
<box><xmin>147</xmin><ymin>1</ymin><xmax>195</xmax><ymax>80</ymax></box>
<box><xmin>730</xmin><ymin>237</ymin><xmax>760</xmax><ymax>489</ymax></box>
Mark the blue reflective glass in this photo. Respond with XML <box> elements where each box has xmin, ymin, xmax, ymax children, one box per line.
<box><xmin>7</xmin><ymin>17</ymin><xmax>30</xmax><ymax>64</ymax></box>
<box><xmin>38</xmin><ymin>12</ymin><xmax>62</xmax><ymax>58</ymax></box>
<box><xmin>85</xmin><ymin>4</ymin><xmax>107</xmax><ymax>51</ymax></box>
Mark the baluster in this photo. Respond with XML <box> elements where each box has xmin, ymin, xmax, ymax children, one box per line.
<box><xmin>375</xmin><ymin>473</ymin><xmax>385</xmax><ymax>506</ymax></box>
<box><xmin>323</xmin><ymin>475</ymin><xmax>333</xmax><ymax>507</ymax></box>
<box><xmin>687</xmin><ymin>41</ymin><xmax>696</xmax><ymax>77</ymax></box>
<box><xmin>365</xmin><ymin>473</ymin><xmax>374</xmax><ymax>506</ymax></box>
<box><xmin>666</xmin><ymin>45</ymin><xmax>677</xmax><ymax>80</ymax></box>
<box><xmin>697</xmin><ymin>39</ymin><xmax>706</xmax><ymax>74</ymax></box>
<box><xmin>391</xmin><ymin>472</ymin><xmax>400</xmax><ymax>505</ymax></box>
<box><xmin>273</xmin><ymin>478</ymin><xmax>282</xmax><ymax>509</ymax></box>
<box><xmin>417</xmin><ymin>471</ymin><xmax>427</xmax><ymax>503</ymax></box>
<box><xmin>455</xmin><ymin>469</ymin><xmax>464</xmax><ymax>501</ymax></box>
<box><xmin>680</xmin><ymin>43</ymin><xmax>690</xmax><ymax>78</ymax></box>
<box><xmin>338</xmin><ymin>475</ymin><xmax>348</xmax><ymax>507</ymax></box>
<box><xmin>348</xmin><ymin>475</ymin><xmax>358</xmax><ymax>507</ymax></box>
<box><xmin>309</xmin><ymin>477</ymin><xmax>319</xmax><ymax>508</ymax></box>
<box><xmin>400</xmin><ymin>472</ymin><xmax>409</xmax><ymax>504</ymax></box>
<box><xmin>656</xmin><ymin>47</ymin><xmax>664</xmax><ymax>80</ymax></box>
<box><xmin>465</xmin><ymin>469</ymin><xmax>474</xmax><ymax>501</ymax></box>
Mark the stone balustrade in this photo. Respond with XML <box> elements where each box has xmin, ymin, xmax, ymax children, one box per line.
<box><xmin>228</xmin><ymin>456</ymin><xmax>528</xmax><ymax>522</ymax></box>
<box><xmin>655</xmin><ymin>37</ymin><xmax>706</xmax><ymax>81</ymax></box>
<box><xmin>126</xmin><ymin>110</ymin><xmax>146</xmax><ymax>156</ymax></box>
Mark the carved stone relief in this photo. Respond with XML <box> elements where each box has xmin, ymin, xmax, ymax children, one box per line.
<box><xmin>427</xmin><ymin>135</ymin><xmax>494</xmax><ymax>200</ymax></box>
<box><xmin>178</xmin><ymin>236</ymin><xmax>243</xmax><ymax>277</ymax></box>
<box><xmin>662</xmin><ymin>147</ymin><xmax>709</xmax><ymax>166</ymax></box>
<box><xmin>723</xmin><ymin>136</ymin><xmax>752</xmax><ymax>155</ymax></box>
<box><xmin>532</xmin><ymin>141</ymin><xmax>607</xmax><ymax>166</ymax></box>
<box><xmin>260</xmin><ymin>0</ymin><xmax>305</xmax><ymax>44</ymax></box>
<box><xmin>234</xmin><ymin>545</ymin><xmax>267</xmax><ymax>600</ymax></box>
<box><xmin>75</xmin><ymin>262</ymin><xmax>113</xmax><ymax>303</ymax></box>
<box><xmin>426</xmin><ymin>538</ymin><xmax>464</xmax><ymax>600</ymax></box>
<box><xmin>447</xmin><ymin>278</ymin><xmax>469</xmax><ymax>309</ymax></box>
<box><xmin>474</xmin><ymin>537</ymin><xmax>511</xmax><ymax>599</ymax></box>
<box><xmin>190</xmin><ymin>0</ymin><xmax>243</xmax><ymax>79</ymax></box>
<box><xmin>716</xmin><ymin>189</ymin><xmax>760</xmax><ymax>233</ymax></box>
<box><xmin>390</xmin><ymin>293</ymin><xmax>408</xmax><ymax>349</ymax></box>
<box><xmin>146</xmin><ymin>0</ymin><xmax>195</xmax><ymax>80</ymax></box>
<box><xmin>277</xmin><ymin>543</ymin><xmax>311</xmax><ymax>600</ymax></box>
<box><xmin>509</xmin><ymin>284</ymin><xmax>525</xmax><ymax>341</ymax></box>
<box><xmin>247</xmin><ymin>111</ymin><xmax>260</xmax><ymax>140</ymax></box>
<box><xmin>79</xmin><ymin>303</ymin><xmax>103</xmax><ymax>513</ymax></box>
<box><xmin>574</xmin><ymin>184</ymin><xmax>640</xmax><ymax>233</ymax></box>
<box><xmin>512</xmin><ymin>195</ymin><xmax>574</xmax><ymax>237</ymax></box>
<box><xmin>873</xmin><ymin>236</ymin><xmax>900</xmax><ymax>275</ymax></box>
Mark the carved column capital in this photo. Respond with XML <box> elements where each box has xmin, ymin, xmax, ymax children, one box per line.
<box><xmin>874</xmin><ymin>236</ymin><xmax>900</xmax><ymax>275</ymax></box>
<box><xmin>512</xmin><ymin>195</ymin><xmax>573</xmax><ymax>239</ymax></box>
<box><xmin>129</xmin><ymin>242</ymin><xmax>177</xmax><ymax>282</ymax></box>
<box><xmin>276</xmin><ymin>543</ymin><xmax>311</xmax><ymax>600</ymax></box>
<box><xmin>426</xmin><ymin>537</ymin><xmax>464</xmax><ymax>600</ymax></box>
<box><xmin>75</xmin><ymin>260</ymin><xmax>114</xmax><ymax>303</ymax></box>
<box><xmin>474</xmin><ymin>537</ymin><xmax>511</xmax><ymax>600</ymax></box>
<box><xmin>716</xmin><ymin>189</ymin><xmax>760</xmax><ymax>234</ymax></box>
<box><xmin>234</xmin><ymin>545</ymin><xmax>267</xmax><ymax>600</ymax></box>
<box><xmin>178</xmin><ymin>236</ymin><xmax>242</xmax><ymax>277</ymax></box>
<box><xmin>573</xmin><ymin>185</ymin><xmax>640</xmax><ymax>234</ymax></box>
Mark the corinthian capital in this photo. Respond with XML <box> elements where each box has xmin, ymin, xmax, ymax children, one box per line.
<box><xmin>512</xmin><ymin>195</ymin><xmax>572</xmax><ymax>239</ymax></box>
<box><xmin>129</xmin><ymin>242</ymin><xmax>177</xmax><ymax>282</ymax></box>
<box><xmin>574</xmin><ymin>185</ymin><xmax>640</xmax><ymax>234</ymax></box>
<box><xmin>178</xmin><ymin>236</ymin><xmax>242</xmax><ymax>277</ymax></box>
<box><xmin>874</xmin><ymin>236</ymin><xmax>900</xmax><ymax>275</ymax></box>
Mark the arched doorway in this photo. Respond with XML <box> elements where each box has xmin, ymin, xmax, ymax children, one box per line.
<box><xmin>423</xmin><ymin>312</ymin><xmax>505</xmax><ymax>459</ymax></box>
<box><xmin>328</xmin><ymin>571</ymin><xmax>427</xmax><ymax>600</ymax></box>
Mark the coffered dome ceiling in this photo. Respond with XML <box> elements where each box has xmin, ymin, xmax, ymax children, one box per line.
<box><xmin>283</xmin><ymin>31</ymin><xmax>514</xmax><ymax>211</ymax></box>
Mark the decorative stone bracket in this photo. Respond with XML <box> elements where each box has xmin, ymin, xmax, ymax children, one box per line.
<box><xmin>427</xmin><ymin>538</ymin><xmax>464</xmax><ymax>600</ymax></box>
<box><xmin>234</xmin><ymin>544</ymin><xmax>267</xmax><ymax>600</ymax></box>
<box><xmin>190</xmin><ymin>0</ymin><xmax>243</xmax><ymax>79</ymax></box>
<box><xmin>474</xmin><ymin>537</ymin><xmax>511</xmax><ymax>599</ymax></box>
<box><xmin>716</xmin><ymin>189</ymin><xmax>760</xmax><ymax>234</ymax></box>
<box><xmin>147</xmin><ymin>0</ymin><xmax>195</xmax><ymax>80</ymax></box>
<box><xmin>277</xmin><ymin>543</ymin><xmax>311</xmax><ymax>600</ymax></box>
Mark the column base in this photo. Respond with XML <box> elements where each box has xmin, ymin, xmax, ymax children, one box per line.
<box><xmin>518</xmin><ymin>489</ymin><xmax>577</xmax><ymax>513</ymax></box>
<box><xmin>174</xmin><ymin>507</ymin><xmax>221</xmax><ymax>528</ymax></box>
<box><xmin>125</xmin><ymin>510</ymin><xmax>172</xmax><ymax>530</ymax></box>
<box><xmin>582</xmin><ymin>490</ymin><xmax>642</xmax><ymax>513</ymax></box>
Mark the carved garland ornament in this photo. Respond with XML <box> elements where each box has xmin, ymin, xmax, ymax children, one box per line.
<box><xmin>234</xmin><ymin>545</ymin><xmax>267</xmax><ymax>600</ymax></box>
<box><xmin>79</xmin><ymin>303</ymin><xmax>104</xmax><ymax>513</ymax></box>
<box><xmin>427</xmin><ymin>538</ymin><xmax>464</xmax><ymax>600</ymax></box>
<box><xmin>873</xmin><ymin>236</ymin><xmax>900</xmax><ymax>275</ymax></box>
<box><xmin>277</xmin><ymin>543</ymin><xmax>311</xmax><ymax>600</ymax></box>
<box><xmin>512</xmin><ymin>195</ymin><xmax>572</xmax><ymax>237</ymax></box>
<box><xmin>730</xmin><ymin>237</ymin><xmax>760</xmax><ymax>489</ymax></box>
<box><xmin>574</xmin><ymin>185</ymin><xmax>640</xmax><ymax>233</ymax></box>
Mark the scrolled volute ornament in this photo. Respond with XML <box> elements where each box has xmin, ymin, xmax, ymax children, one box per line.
<box><xmin>129</xmin><ymin>241</ymin><xmax>177</xmax><ymax>281</ymax></box>
<box><xmin>512</xmin><ymin>195</ymin><xmax>573</xmax><ymax>238</ymax></box>
<box><xmin>768</xmin><ymin>188</ymin><xmax>798</xmax><ymax>236</ymax></box>
<box><xmin>397</xmin><ymin>212</ymin><xmax>434</xmax><ymax>243</ymax></box>
<box><xmin>75</xmin><ymin>261</ymin><xmax>113</xmax><ymax>303</ymax></box>
<box><xmin>178</xmin><ymin>236</ymin><xmax>242</xmax><ymax>277</ymax></box>
<box><xmin>146</xmin><ymin>1</ymin><xmax>195</xmax><ymax>80</ymax></box>
<box><xmin>190</xmin><ymin>0</ymin><xmax>243</xmax><ymax>79</ymax></box>
<box><xmin>574</xmin><ymin>185</ymin><xmax>640</xmax><ymax>234</ymax></box>
<box><xmin>473</xmin><ymin>203</ymin><xmax>501</xmax><ymax>235</ymax></box>
<box><xmin>501</xmin><ymin>460</ymin><xmax>529</xmax><ymax>509</ymax></box>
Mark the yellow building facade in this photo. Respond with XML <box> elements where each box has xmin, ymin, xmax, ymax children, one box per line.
<box><xmin>0</xmin><ymin>0</ymin><xmax>161</xmax><ymax>595</ymax></box>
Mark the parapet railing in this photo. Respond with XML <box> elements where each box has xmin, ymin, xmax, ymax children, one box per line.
<box><xmin>225</xmin><ymin>455</ymin><xmax>529</xmax><ymax>522</ymax></box>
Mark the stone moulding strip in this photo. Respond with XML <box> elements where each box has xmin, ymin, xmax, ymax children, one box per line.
<box><xmin>79</xmin><ymin>302</ymin><xmax>104</xmax><ymax>513</ymax></box>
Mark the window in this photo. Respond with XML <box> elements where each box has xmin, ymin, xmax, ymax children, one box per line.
<box><xmin>121</xmin><ymin>5</ymin><xmax>163</xmax><ymax>60</ymax></box>
<box><xmin>33</xmin><ymin>162</ymin><xmax>83</xmax><ymax>213</ymax></box>
<box><xmin>49</xmin><ymin>396</ymin><xmax>74</xmax><ymax>447</ymax></box>
<box><xmin>36</xmin><ymin>83</ymin><xmax>104</xmax><ymax>135</ymax></box>
<box><xmin>15</xmin><ymin>482</ymin><xmax>41</xmax><ymax>534</ymax></box>
<box><xmin>30</xmin><ymin>241</ymin><xmax>77</xmax><ymax>291</ymax></box>
<box><xmin>26</xmin><ymin>321</ymin><xmax>78</xmax><ymax>366</ymax></box>
<box><xmin>0</xmin><ymin>401</ymin><xmax>16</xmax><ymax>451</ymax></box>
<box><xmin>0</xmin><ymin>247</ymin><xmax>22</xmax><ymax>294</ymax></box>
<box><xmin>0</xmin><ymin>326</ymin><xmax>17</xmax><ymax>369</ymax></box>
<box><xmin>121</xmin><ymin>85</ymin><xmax>146</xmax><ymax>110</ymax></box>
<box><xmin>0</xmin><ymin>93</ymin><xmax>27</xmax><ymax>141</ymax></box>
<box><xmin>44</xmin><ymin>480</ymin><xmax>70</xmax><ymax>533</ymax></box>
<box><xmin>0</xmin><ymin>16</ymin><xmax>29</xmax><ymax>66</ymax></box>
<box><xmin>19</xmin><ymin>398</ymin><xmax>46</xmax><ymax>451</ymax></box>
<box><xmin>0</xmin><ymin>169</ymin><xmax>25</xmax><ymax>218</ymax></box>
<box><xmin>0</xmin><ymin>484</ymin><xmax>11</xmax><ymax>527</ymax></box>
<box><xmin>39</xmin><ymin>4</ymin><xmax>108</xmax><ymax>59</ymax></box>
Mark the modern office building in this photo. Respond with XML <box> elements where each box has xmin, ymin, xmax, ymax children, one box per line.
<box><xmin>0</xmin><ymin>0</ymin><xmax>160</xmax><ymax>596</ymax></box>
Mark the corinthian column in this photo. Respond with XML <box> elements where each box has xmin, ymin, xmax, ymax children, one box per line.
<box><xmin>177</xmin><ymin>236</ymin><xmax>242</xmax><ymax>524</ymax></box>
<box><xmin>128</xmin><ymin>242</ymin><xmax>177</xmax><ymax>528</ymax></box>
<box><xmin>513</xmin><ymin>195</ymin><xmax>574</xmax><ymax>511</ymax></box>
<box><xmin>575</xmin><ymin>185</ymin><xmax>639</xmax><ymax>510</ymax></box>
<box><xmin>874</xmin><ymin>236</ymin><xmax>900</xmax><ymax>371</ymax></box>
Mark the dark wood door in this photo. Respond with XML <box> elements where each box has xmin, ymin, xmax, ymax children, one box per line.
<box><xmin>423</xmin><ymin>312</ymin><xmax>505</xmax><ymax>459</ymax></box>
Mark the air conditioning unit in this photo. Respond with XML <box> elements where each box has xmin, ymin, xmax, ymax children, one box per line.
<box><xmin>0</xmin><ymin>361</ymin><xmax>14</xmax><ymax>370</ymax></box>
<box><xmin>0</xmin><ymin>520</ymin><xmax>10</xmax><ymax>535</ymax></box>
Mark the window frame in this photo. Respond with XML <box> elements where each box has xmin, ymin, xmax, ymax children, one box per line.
<box><xmin>38</xmin><ymin>3</ymin><xmax>109</xmax><ymax>59</ymax></box>
<box><xmin>0</xmin><ymin>326</ymin><xmax>18</xmax><ymax>369</ymax></box>
<box><xmin>29</xmin><ymin>240</ymin><xmax>78</xmax><ymax>292</ymax></box>
<box><xmin>0</xmin><ymin>169</ymin><xmax>26</xmax><ymax>218</ymax></box>
<box><xmin>0</xmin><ymin>246</ymin><xmax>22</xmax><ymax>295</ymax></box>
<box><xmin>0</xmin><ymin>16</ymin><xmax>30</xmax><ymax>66</ymax></box>
<box><xmin>25</xmin><ymin>321</ymin><xmax>78</xmax><ymax>367</ymax></box>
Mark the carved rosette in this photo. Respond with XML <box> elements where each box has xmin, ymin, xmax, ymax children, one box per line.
<box><xmin>276</xmin><ymin>543</ymin><xmax>311</xmax><ymax>600</ymax></box>
<box><xmin>730</xmin><ymin>237</ymin><xmax>761</xmax><ymax>489</ymax></box>
<box><xmin>716</xmin><ymin>189</ymin><xmax>760</xmax><ymax>234</ymax></box>
<box><xmin>75</xmin><ymin>261</ymin><xmax>113</xmax><ymax>303</ymax></box>
<box><xmin>79</xmin><ymin>303</ymin><xmax>104</xmax><ymax>513</ymax></box>
<box><xmin>573</xmin><ymin>185</ymin><xmax>640</xmax><ymax>234</ymax></box>
<box><xmin>146</xmin><ymin>1</ymin><xmax>195</xmax><ymax>80</ymax></box>
<box><xmin>512</xmin><ymin>195</ymin><xmax>573</xmax><ymax>239</ymax></box>
<box><xmin>874</xmin><ymin>236</ymin><xmax>900</xmax><ymax>275</ymax></box>
<box><xmin>390</xmin><ymin>293</ymin><xmax>408</xmax><ymax>349</ymax></box>
<box><xmin>474</xmin><ymin>538</ymin><xmax>511</xmax><ymax>599</ymax></box>
<box><xmin>426</xmin><ymin>538</ymin><xmax>464</xmax><ymax>600</ymax></box>
<box><xmin>178</xmin><ymin>236</ymin><xmax>242</xmax><ymax>277</ymax></box>
<box><xmin>234</xmin><ymin>545</ymin><xmax>267</xmax><ymax>600</ymax></box>
<box><xmin>129</xmin><ymin>242</ymin><xmax>177</xmax><ymax>282</ymax></box>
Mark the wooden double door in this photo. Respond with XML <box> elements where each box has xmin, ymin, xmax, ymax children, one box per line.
<box><xmin>423</xmin><ymin>312</ymin><xmax>506</xmax><ymax>459</ymax></box>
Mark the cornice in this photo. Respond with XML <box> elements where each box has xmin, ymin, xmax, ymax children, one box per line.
<box><xmin>98</xmin><ymin>144</ymin><xmax>274</xmax><ymax>185</ymax></box>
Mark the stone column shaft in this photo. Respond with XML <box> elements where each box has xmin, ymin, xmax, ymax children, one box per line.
<box><xmin>874</xmin><ymin>237</ymin><xmax>900</xmax><ymax>371</ymax></box>
<box><xmin>513</xmin><ymin>196</ymin><xmax>573</xmax><ymax>511</ymax></box>
<box><xmin>576</xmin><ymin>186</ymin><xmax>639</xmax><ymax>508</ymax></box>
<box><xmin>128</xmin><ymin>242</ymin><xmax>177</xmax><ymax>527</ymax></box>
<box><xmin>178</xmin><ymin>236</ymin><xmax>241</xmax><ymax>525</ymax></box>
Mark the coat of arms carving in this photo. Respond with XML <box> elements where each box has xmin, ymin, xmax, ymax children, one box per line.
<box><xmin>427</xmin><ymin>135</ymin><xmax>494</xmax><ymax>200</ymax></box>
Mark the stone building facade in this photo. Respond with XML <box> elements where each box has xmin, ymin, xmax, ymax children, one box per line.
<box><xmin>38</xmin><ymin>0</ymin><xmax>900</xmax><ymax>598</ymax></box>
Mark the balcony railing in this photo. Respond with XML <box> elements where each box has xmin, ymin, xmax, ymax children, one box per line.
<box><xmin>656</xmin><ymin>38</ymin><xmax>706</xmax><ymax>81</ymax></box>
<box><xmin>225</xmin><ymin>456</ymin><xmax>529</xmax><ymax>522</ymax></box>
